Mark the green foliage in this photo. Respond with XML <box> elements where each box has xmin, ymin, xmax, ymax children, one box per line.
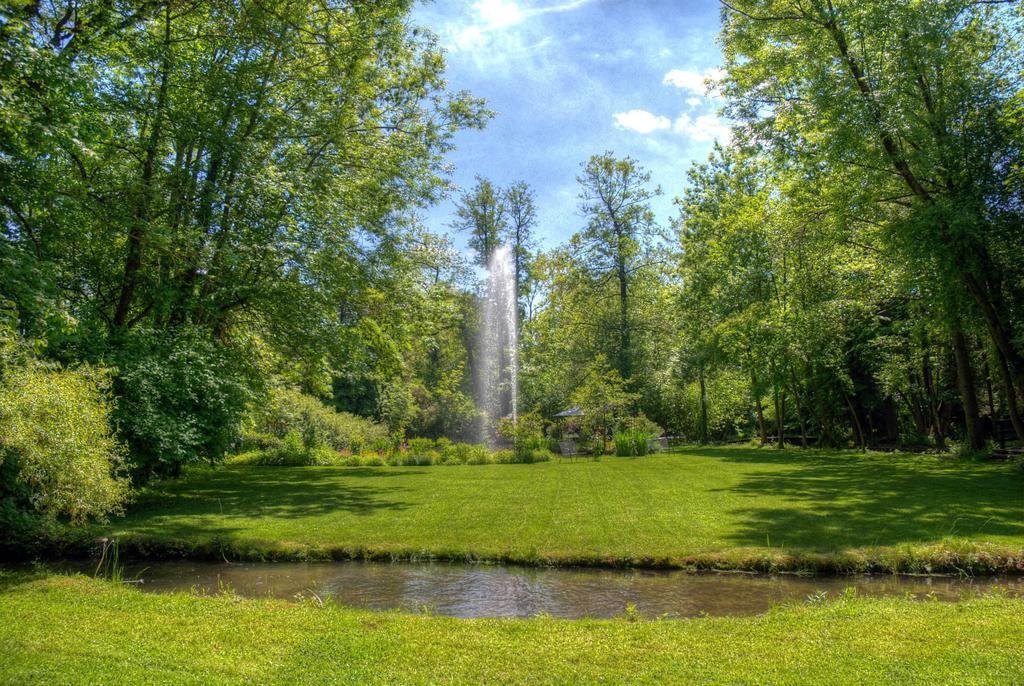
<box><xmin>528</xmin><ymin>448</ymin><xmax>553</xmax><ymax>463</ymax></box>
<box><xmin>438</xmin><ymin>442</ymin><xmax>474</xmax><ymax>465</ymax></box>
<box><xmin>0</xmin><ymin>1</ymin><xmax>490</xmax><ymax>487</ymax></box>
<box><xmin>114</xmin><ymin>328</ymin><xmax>256</xmax><ymax>480</ymax></box>
<box><xmin>0</xmin><ymin>361</ymin><xmax>129</xmax><ymax>529</ymax></box>
<box><xmin>492</xmin><ymin>449</ymin><xmax>516</xmax><ymax>464</ymax></box>
<box><xmin>248</xmin><ymin>388</ymin><xmax>388</xmax><ymax>455</ymax></box>
<box><xmin>497</xmin><ymin>409</ymin><xmax>547</xmax><ymax>461</ymax></box>
<box><xmin>451</xmin><ymin>176</ymin><xmax>507</xmax><ymax>267</ymax></box>
<box><xmin>466</xmin><ymin>445</ymin><xmax>491</xmax><ymax>465</ymax></box>
<box><xmin>613</xmin><ymin>428</ymin><xmax>650</xmax><ymax>457</ymax></box>
<box><xmin>229</xmin><ymin>431</ymin><xmax>340</xmax><ymax>467</ymax></box>
<box><xmin>571</xmin><ymin>356</ymin><xmax>639</xmax><ymax>450</ymax></box>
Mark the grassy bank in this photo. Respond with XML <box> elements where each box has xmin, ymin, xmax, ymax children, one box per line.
<box><xmin>0</xmin><ymin>573</ymin><xmax>1021</xmax><ymax>685</ymax></box>
<box><xmin>85</xmin><ymin>446</ymin><xmax>1024</xmax><ymax>574</ymax></box>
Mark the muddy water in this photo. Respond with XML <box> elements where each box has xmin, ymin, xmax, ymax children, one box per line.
<box><xmin>54</xmin><ymin>560</ymin><xmax>1022</xmax><ymax>619</ymax></box>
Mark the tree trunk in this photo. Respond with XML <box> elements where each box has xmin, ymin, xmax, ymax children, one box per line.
<box><xmin>752</xmin><ymin>371</ymin><xmax>767</xmax><ymax>445</ymax></box>
<box><xmin>773</xmin><ymin>384</ymin><xmax>784</xmax><ymax>449</ymax></box>
<box><xmin>788</xmin><ymin>370</ymin><xmax>808</xmax><ymax>448</ymax></box>
<box><xmin>698</xmin><ymin>365</ymin><xmax>708</xmax><ymax>444</ymax></box>
<box><xmin>952</xmin><ymin>327</ymin><xmax>984</xmax><ymax>450</ymax></box>
<box><xmin>922</xmin><ymin>353</ymin><xmax>946</xmax><ymax>451</ymax></box>
<box><xmin>883</xmin><ymin>397</ymin><xmax>900</xmax><ymax>444</ymax></box>
<box><xmin>617</xmin><ymin>252</ymin><xmax>630</xmax><ymax>384</ymax></box>
<box><xmin>843</xmin><ymin>390</ymin><xmax>866</xmax><ymax>452</ymax></box>
<box><xmin>994</xmin><ymin>345</ymin><xmax>1024</xmax><ymax>441</ymax></box>
<box><xmin>113</xmin><ymin>5</ymin><xmax>173</xmax><ymax>330</ymax></box>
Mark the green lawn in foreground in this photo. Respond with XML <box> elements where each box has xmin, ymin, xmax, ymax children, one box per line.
<box><xmin>107</xmin><ymin>447</ymin><xmax>1024</xmax><ymax>568</ymax></box>
<box><xmin>0</xmin><ymin>574</ymin><xmax>1020</xmax><ymax>685</ymax></box>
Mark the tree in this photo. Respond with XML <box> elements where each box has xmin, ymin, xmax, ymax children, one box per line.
<box><xmin>451</xmin><ymin>176</ymin><xmax>507</xmax><ymax>267</ymax></box>
<box><xmin>503</xmin><ymin>180</ymin><xmax>538</xmax><ymax>321</ymax></box>
<box><xmin>571</xmin><ymin>355</ymin><xmax>638</xmax><ymax>453</ymax></box>
<box><xmin>720</xmin><ymin>0</ymin><xmax>1024</xmax><ymax>438</ymax></box>
<box><xmin>0</xmin><ymin>1</ymin><xmax>491</xmax><ymax>475</ymax></box>
<box><xmin>574</xmin><ymin>153</ymin><xmax>662</xmax><ymax>384</ymax></box>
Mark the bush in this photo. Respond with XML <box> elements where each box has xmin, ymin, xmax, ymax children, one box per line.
<box><xmin>395</xmin><ymin>448</ymin><xmax>434</xmax><ymax>466</ymax></box>
<box><xmin>613</xmin><ymin>428</ymin><xmax>652</xmax><ymax>457</ymax></box>
<box><xmin>498</xmin><ymin>409</ymin><xmax>547</xmax><ymax>462</ymax></box>
<box><xmin>250</xmin><ymin>431</ymin><xmax>340</xmax><ymax>466</ymax></box>
<box><xmin>238</xmin><ymin>432</ymin><xmax>281</xmax><ymax>452</ymax></box>
<box><xmin>115</xmin><ymin>327</ymin><xmax>256</xmax><ymax>480</ymax></box>
<box><xmin>529</xmin><ymin>448</ymin><xmax>553</xmax><ymax>463</ymax></box>
<box><xmin>613</xmin><ymin>431</ymin><xmax>633</xmax><ymax>456</ymax></box>
<box><xmin>0</xmin><ymin>362</ymin><xmax>129</xmax><ymax>529</ymax></box>
<box><xmin>248</xmin><ymin>387</ymin><xmax>388</xmax><ymax>455</ymax></box>
<box><xmin>466</xmin><ymin>444</ymin><xmax>491</xmax><ymax>465</ymax></box>
<box><xmin>406</xmin><ymin>438</ymin><xmax>436</xmax><ymax>464</ymax></box>
<box><xmin>439</xmin><ymin>442</ymin><xmax>474</xmax><ymax>465</ymax></box>
<box><xmin>262</xmin><ymin>430</ymin><xmax>314</xmax><ymax>466</ymax></box>
<box><xmin>492</xmin><ymin>449</ymin><xmax>516</xmax><ymax>464</ymax></box>
<box><xmin>358</xmin><ymin>453</ymin><xmax>385</xmax><ymax>467</ymax></box>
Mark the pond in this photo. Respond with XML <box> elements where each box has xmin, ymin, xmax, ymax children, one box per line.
<box><xmin>53</xmin><ymin>560</ymin><xmax>1023</xmax><ymax>619</ymax></box>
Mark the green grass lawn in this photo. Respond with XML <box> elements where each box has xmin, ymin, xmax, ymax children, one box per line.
<box><xmin>0</xmin><ymin>573</ymin><xmax>1021</xmax><ymax>685</ymax></box>
<box><xmin>103</xmin><ymin>447</ymin><xmax>1024</xmax><ymax>572</ymax></box>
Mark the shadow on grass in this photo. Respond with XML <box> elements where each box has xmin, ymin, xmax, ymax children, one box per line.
<box><xmin>685</xmin><ymin>447</ymin><xmax>1024</xmax><ymax>550</ymax></box>
<box><xmin>118</xmin><ymin>466</ymin><xmax>414</xmax><ymax>540</ymax></box>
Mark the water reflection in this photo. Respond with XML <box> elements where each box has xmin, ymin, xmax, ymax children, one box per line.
<box><xmin>59</xmin><ymin>560</ymin><xmax>1021</xmax><ymax>619</ymax></box>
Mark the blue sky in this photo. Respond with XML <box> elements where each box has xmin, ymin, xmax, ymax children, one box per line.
<box><xmin>411</xmin><ymin>0</ymin><xmax>727</xmax><ymax>251</ymax></box>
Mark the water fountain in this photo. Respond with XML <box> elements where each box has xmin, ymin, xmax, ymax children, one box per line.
<box><xmin>477</xmin><ymin>245</ymin><xmax>519</xmax><ymax>444</ymax></box>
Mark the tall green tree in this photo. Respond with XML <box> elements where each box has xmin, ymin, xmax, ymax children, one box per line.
<box><xmin>504</xmin><ymin>180</ymin><xmax>538</xmax><ymax>321</ymax></box>
<box><xmin>0</xmin><ymin>1</ymin><xmax>490</xmax><ymax>476</ymax></box>
<box><xmin>574</xmin><ymin>153</ymin><xmax>661</xmax><ymax>384</ymax></box>
<box><xmin>451</xmin><ymin>176</ymin><xmax>507</xmax><ymax>267</ymax></box>
<box><xmin>720</xmin><ymin>0</ymin><xmax>1024</xmax><ymax>438</ymax></box>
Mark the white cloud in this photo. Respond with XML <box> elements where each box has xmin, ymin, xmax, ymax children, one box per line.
<box><xmin>673</xmin><ymin>113</ymin><xmax>732</xmax><ymax>142</ymax></box>
<box><xmin>613</xmin><ymin>109</ymin><xmax>671</xmax><ymax>134</ymax></box>
<box><xmin>685</xmin><ymin>96</ymin><xmax>702</xmax><ymax>108</ymax></box>
<box><xmin>449</xmin><ymin>0</ymin><xmax>598</xmax><ymax>52</ymax></box>
<box><xmin>662</xmin><ymin>67</ymin><xmax>726</xmax><ymax>97</ymax></box>
<box><xmin>476</xmin><ymin>0</ymin><xmax>524</xmax><ymax>28</ymax></box>
<box><xmin>453</xmin><ymin>25</ymin><xmax>485</xmax><ymax>50</ymax></box>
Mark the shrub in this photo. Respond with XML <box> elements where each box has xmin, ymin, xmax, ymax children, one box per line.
<box><xmin>358</xmin><ymin>453</ymin><xmax>385</xmax><ymax>467</ymax></box>
<box><xmin>248</xmin><ymin>387</ymin><xmax>388</xmax><ymax>455</ymax></box>
<box><xmin>613</xmin><ymin>427</ymin><xmax>653</xmax><ymax>457</ymax></box>
<box><xmin>238</xmin><ymin>432</ymin><xmax>281</xmax><ymax>452</ymax></box>
<box><xmin>407</xmin><ymin>438</ymin><xmax>436</xmax><ymax>462</ymax></box>
<box><xmin>114</xmin><ymin>327</ymin><xmax>256</xmax><ymax>480</ymax></box>
<box><xmin>530</xmin><ymin>448</ymin><xmax>553</xmax><ymax>463</ymax></box>
<box><xmin>252</xmin><ymin>431</ymin><xmax>341</xmax><ymax>466</ymax></box>
<box><xmin>395</xmin><ymin>449</ymin><xmax>434</xmax><ymax>466</ymax></box>
<box><xmin>440</xmin><ymin>442</ymin><xmax>474</xmax><ymax>465</ymax></box>
<box><xmin>0</xmin><ymin>363</ymin><xmax>129</xmax><ymax>528</ymax></box>
<box><xmin>492</xmin><ymin>449</ymin><xmax>516</xmax><ymax>464</ymax></box>
<box><xmin>466</xmin><ymin>444</ymin><xmax>491</xmax><ymax>465</ymax></box>
<box><xmin>613</xmin><ymin>432</ymin><xmax>634</xmax><ymax>457</ymax></box>
<box><xmin>498</xmin><ymin>409</ymin><xmax>547</xmax><ymax>462</ymax></box>
<box><xmin>259</xmin><ymin>431</ymin><xmax>315</xmax><ymax>466</ymax></box>
<box><xmin>223</xmin><ymin>450</ymin><xmax>264</xmax><ymax>466</ymax></box>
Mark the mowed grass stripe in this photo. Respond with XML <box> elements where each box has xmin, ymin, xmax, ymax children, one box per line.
<box><xmin>103</xmin><ymin>447</ymin><xmax>1024</xmax><ymax>570</ymax></box>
